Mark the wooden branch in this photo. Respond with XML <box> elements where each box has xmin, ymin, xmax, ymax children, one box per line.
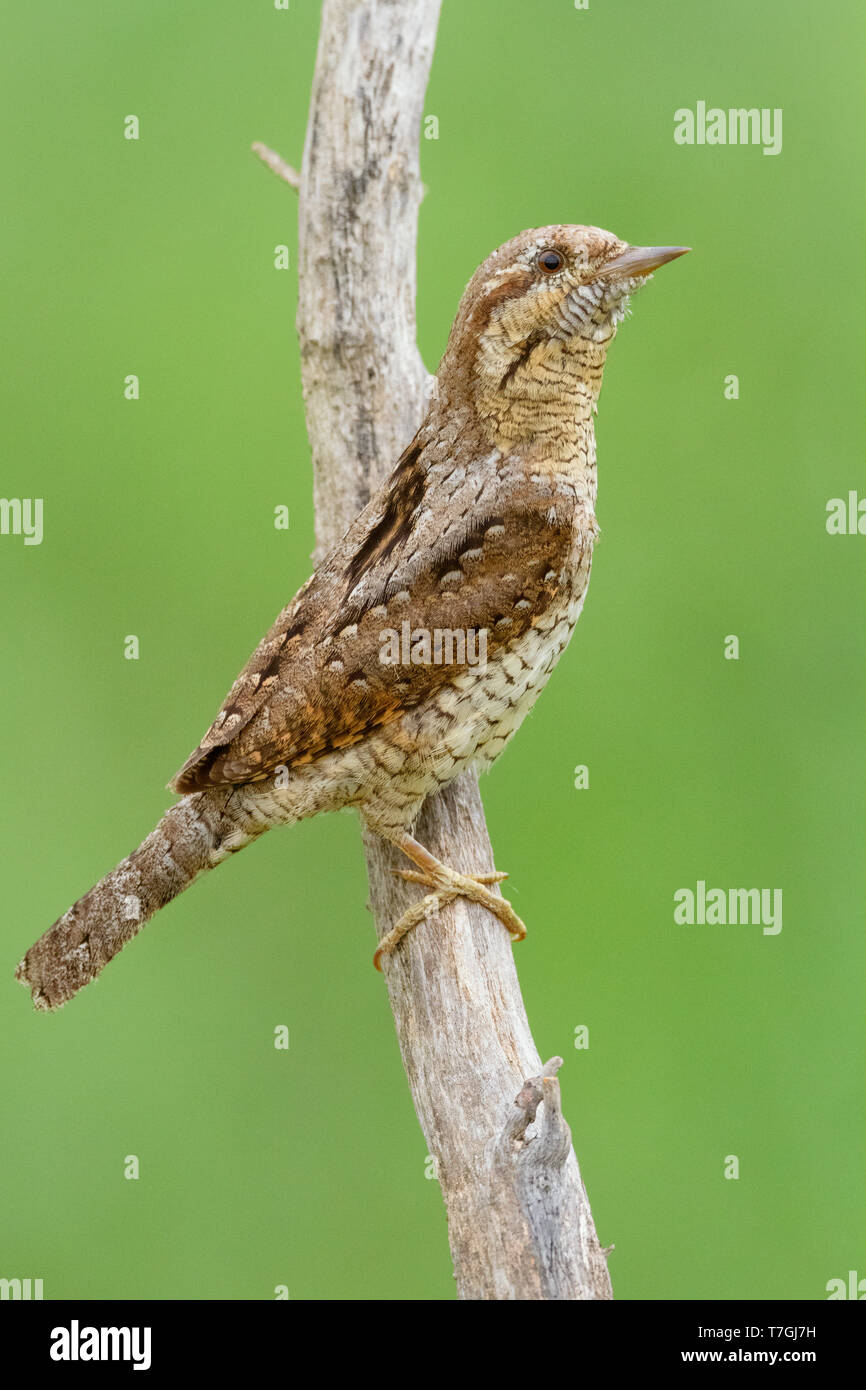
<box><xmin>291</xmin><ymin>0</ymin><xmax>612</xmax><ymax>1300</ymax></box>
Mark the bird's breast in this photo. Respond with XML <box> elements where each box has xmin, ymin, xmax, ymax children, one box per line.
<box><xmin>417</xmin><ymin>521</ymin><xmax>595</xmax><ymax>778</ymax></box>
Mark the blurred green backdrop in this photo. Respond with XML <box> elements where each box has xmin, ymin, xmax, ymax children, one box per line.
<box><xmin>1</xmin><ymin>0</ymin><xmax>863</xmax><ymax>1301</ymax></box>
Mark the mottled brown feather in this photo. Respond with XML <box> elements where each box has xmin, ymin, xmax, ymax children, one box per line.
<box><xmin>170</xmin><ymin>452</ymin><xmax>575</xmax><ymax>792</ymax></box>
<box><xmin>169</xmin><ymin>222</ymin><xmax>637</xmax><ymax>795</ymax></box>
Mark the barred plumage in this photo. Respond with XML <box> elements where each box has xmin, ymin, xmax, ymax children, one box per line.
<box><xmin>17</xmin><ymin>225</ymin><xmax>687</xmax><ymax>1009</ymax></box>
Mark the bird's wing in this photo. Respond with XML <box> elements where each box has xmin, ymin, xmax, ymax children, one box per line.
<box><xmin>170</xmin><ymin>443</ymin><xmax>576</xmax><ymax>793</ymax></box>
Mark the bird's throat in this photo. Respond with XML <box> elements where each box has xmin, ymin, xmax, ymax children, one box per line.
<box><xmin>472</xmin><ymin>331</ymin><xmax>608</xmax><ymax>488</ymax></box>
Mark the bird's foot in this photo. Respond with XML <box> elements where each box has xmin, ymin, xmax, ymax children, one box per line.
<box><xmin>373</xmin><ymin>834</ymin><xmax>525</xmax><ymax>970</ymax></box>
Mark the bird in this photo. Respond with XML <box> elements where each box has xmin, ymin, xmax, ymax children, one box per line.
<box><xmin>16</xmin><ymin>225</ymin><xmax>688</xmax><ymax>1010</ymax></box>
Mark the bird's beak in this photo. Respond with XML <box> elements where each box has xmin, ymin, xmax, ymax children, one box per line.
<box><xmin>595</xmin><ymin>245</ymin><xmax>690</xmax><ymax>281</ymax></box>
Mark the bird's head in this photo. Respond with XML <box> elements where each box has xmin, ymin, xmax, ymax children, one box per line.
<box><xmin>438</xmin><ymin>225</ymin><xmax>688</xmax><ymax>443</ymax></box>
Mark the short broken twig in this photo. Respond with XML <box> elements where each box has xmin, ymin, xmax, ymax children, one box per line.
<box><xmin>251</xmin><ymin>141</ymin><xmax>301</xmax><ymax>191</ymax></box>
<box><xmin>501</xmin><ymin>1056</ymin><xmax>573</xmax><ymax>1167</ymax></box>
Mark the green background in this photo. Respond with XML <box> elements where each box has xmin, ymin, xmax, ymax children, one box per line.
<box><xmin>1</xmin><ymin>0</ymin><xmax>862</xmax><ymax>1301</ymax></box>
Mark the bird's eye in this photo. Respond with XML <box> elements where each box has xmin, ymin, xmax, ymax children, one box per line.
<box><xmin>537</xmin><ymin>249</ymin><xmax>564</xmax><ymax>274</ymax></box>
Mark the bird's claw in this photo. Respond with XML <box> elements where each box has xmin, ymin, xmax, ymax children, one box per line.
<box><xmin>375</xmin><ymin>864</ymin><xmax>524</xmax><ymax>970</ymax></box>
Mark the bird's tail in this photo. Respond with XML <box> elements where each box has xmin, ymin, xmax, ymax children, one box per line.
<box><xmin>16</xmin><ymin>787</ymin><xmax>268</xmax><ymax>1012</ymax></box>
